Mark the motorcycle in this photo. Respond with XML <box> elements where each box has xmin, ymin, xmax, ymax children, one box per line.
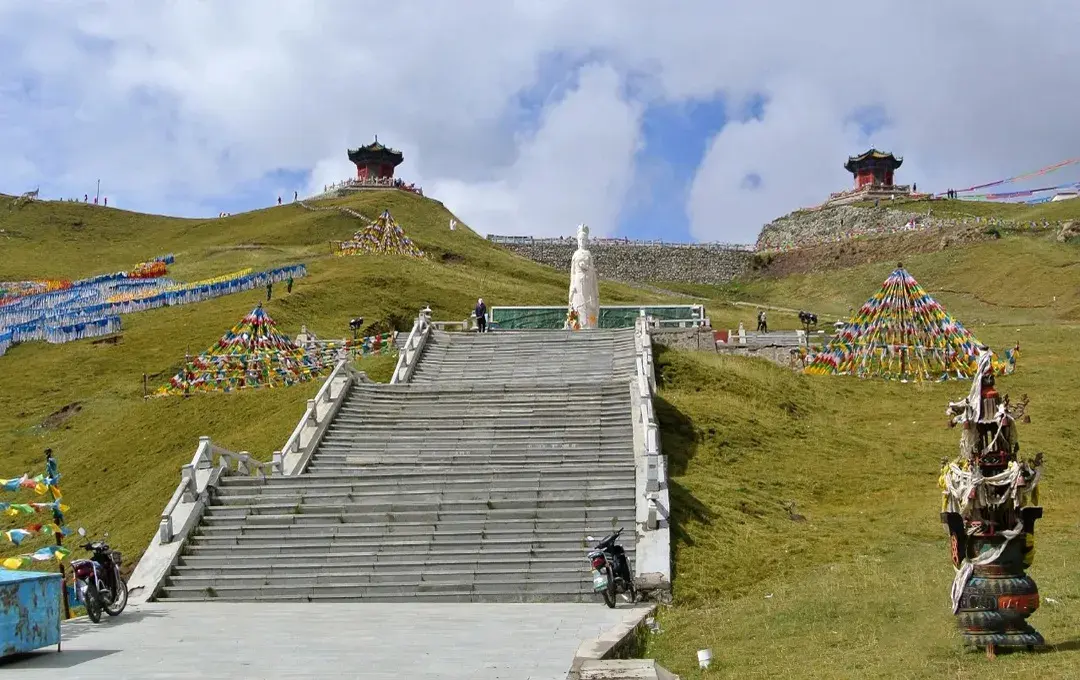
<box><xmin>71</xmin><ymin>528</ymin><xmax>128</xmax><ymax>623</ymax></box>
<box><xmin>586</xmin><ymin>528</ymin><xmax>636</xmax><ymax>608</ymax></box>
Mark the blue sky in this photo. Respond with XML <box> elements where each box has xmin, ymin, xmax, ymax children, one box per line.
<box><xmin>2</xmin><ymin>2</ymin><xmax>1080</xmax><ymax>245</ymax></box>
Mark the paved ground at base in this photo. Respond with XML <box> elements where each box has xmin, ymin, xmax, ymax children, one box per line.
<box><xmin>0</xmin><ymin>602</ymin><xmax>643</xmax><ymax>679</ymax></box>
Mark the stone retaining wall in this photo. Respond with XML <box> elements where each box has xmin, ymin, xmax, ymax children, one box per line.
<box><xmin>494</xmin><ymin>241</ymin><xmax>752</xmax><ymax>284</ymax></box>
<box><xmin>715</xmin><ymin>344</ymin><xmax>794</xmax><ymax>367</ymax></box>
<box><xmin>756</xmin><ymin>203</ymin><xmax>1061</xmax><ymax>252</ymax></box>
<box><xmin>648</xmin><ymin>327</ymin><xmax>717</xmax><ymax>351</ymax></box>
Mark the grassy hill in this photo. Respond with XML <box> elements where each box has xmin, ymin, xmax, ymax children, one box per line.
<box><xmin>4</xmin><ymin>191</ymin><xmax>1080</xmax><ymax>678</ymax></box>
<box><xmin>645</xmin><ymin>236</ymin><xmax>1080</xmax><ymax>678</ymax></box>
<box><xmin>0</xmin><ymin>191</ymin><xmax>672</xmax><ymax>566</ymax></box>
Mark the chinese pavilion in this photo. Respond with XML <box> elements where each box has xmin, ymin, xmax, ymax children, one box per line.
<box><xmin>347</xmin><ymin>137</ymin><xmax>404</xmax><ymax>181</ymax></box>
<box><xmin>845</xmin><ymin>149</ymin><xmax>903</xmax><ymax>189</ymax></box>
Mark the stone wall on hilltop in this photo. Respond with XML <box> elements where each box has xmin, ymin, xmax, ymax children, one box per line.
<box><xmin>756</xmin><ymin>203</ymin><xmax>1062</xmax><ymax>253</ymax></box>
<box><xmin>492</xmin><ymin>239</ymin><xmax>752</xmax><ymax>284</ymax></box>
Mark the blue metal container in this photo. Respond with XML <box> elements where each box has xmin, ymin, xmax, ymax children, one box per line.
<box><xmin>0</xmin><ymin>570</ymin><xmax>63</xmax><ymax>658</ymax></box>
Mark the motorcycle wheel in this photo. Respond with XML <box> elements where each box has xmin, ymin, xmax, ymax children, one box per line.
<box><xmin>85</xmin><ymin>583</ymin><xmax>102</xmax><ymax>624</ymax></box>
<box><xmin>601</xmin><ymin>566</ymin><xmax>617</xmax><ymax>609</ymax></box>
<box><xmin>104</xmin><ymin>577</ymin><xmax>128</xmax><ymax>616</ymax></box>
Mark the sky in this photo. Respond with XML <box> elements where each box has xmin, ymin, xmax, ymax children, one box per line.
<box><xmin>2</xmin><ymin>1</ymin><xmax>1079</xmax><ymax>245</ymax></box>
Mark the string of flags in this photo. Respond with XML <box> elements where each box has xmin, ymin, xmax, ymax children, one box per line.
<box><xmin>156</xmin><ymin>304</ymin><xmax>325</xmax><ymax>396</ymax></box>
<box><xmin>1</xmin><ymin>545</ymin><xmax>71</xmax><ymax>571</ymax></box>
<box><xmin>805</xmin><ymin>267</ymin><xmax>1018</xmax><ymax>382</ymax></box>
<box><xmin>333</xmin><ymin>210</ymin><xmax>424</xmax><ymax>258</ymax></box>
<box><xmin>1</xmin><ymin>454</ymin><xmax>71</xmax><ymax>570</ymax></box>
<box><xmin>0</xmin><ymin>257</ymin><xmax>305</xmax><ymax>357</ymax></box>
<box><xmin>4</xmin><ymin>523</ymin><xmax>73</xmax><ymax>546</ymax></box>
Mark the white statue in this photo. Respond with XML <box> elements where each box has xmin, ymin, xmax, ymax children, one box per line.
<box><xmin>567</xmin><ymin>223</ymin><xmax>600</xmax><ymax>329</ymax></box>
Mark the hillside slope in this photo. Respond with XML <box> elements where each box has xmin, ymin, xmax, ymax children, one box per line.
<box><xmin>0</xmin><ymin>191</ymin><xmax>672</xmax><ymax>565</ymax></box>
<box><xmin>645</xmin><ymin>238</ymin><xmax>1080</xmax><ymax>678</ymax></box>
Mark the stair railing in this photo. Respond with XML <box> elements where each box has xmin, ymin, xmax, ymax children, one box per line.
<box><xmin>635</xmin><ymin>316</ymin><xmax>662</xmax><ymax>527</ymax></box>
<box><xmin>630</xmin><ymin>315</ymin><xmax>672</xmax><ymax>595</ymax></box>
<box><xmin>390</xmin><ymin>307</ymin><xmax>433</xmax><ymax>384</ymax></box>
<box><xmin>129</xmin><ymin>436</ymin><xmax>264</xmax><ymax>603</ymax></box>
<box><xmin>274</xmin><ymin>358</ymin><xmax>356</xmax><ymax>475</ymax></box>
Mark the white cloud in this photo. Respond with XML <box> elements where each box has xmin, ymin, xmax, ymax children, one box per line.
<box><xmin>1</xmin><ymin>1</ymin><xmax>1079</xmax><ymax>243</ymax></box>
<box><xmin>432</xmin><ymin>64</ymin><xmax>642</xmax><ymax>237</ymax></box>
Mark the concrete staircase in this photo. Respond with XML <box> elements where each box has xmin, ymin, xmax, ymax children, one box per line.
<box><xmin>157</xmin><ymin>329</ymin><xmax>639</xmax><ymax>602</ymax></box>
<box><xmin>411</xmin><ymin>330</ymin><xmax>637</xmax><ymax>385</ymax></box>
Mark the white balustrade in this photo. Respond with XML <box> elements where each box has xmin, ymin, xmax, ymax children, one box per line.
<box><xmin>390</xmin><ymin>309</ymin><xmax>433</xmax><ymax>384</ymax></box>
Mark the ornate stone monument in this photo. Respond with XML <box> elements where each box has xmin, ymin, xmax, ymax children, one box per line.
<box><xmin>567</xmin><ymin>223</ymin><xmax>600</xmax><ymax>330</ymax></box>
<box><xmin>940</xmin><ymin>350</ymin><xmax>1044</xmax><ymax>658</ymax></box>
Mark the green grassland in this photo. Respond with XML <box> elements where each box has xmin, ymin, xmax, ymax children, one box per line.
<box><xmin>3</xmin><ymin>192</ymin><xmax>1080</xmax><ymax>678</ymax></box>
<box><xmin>646</xmin><ymin>236</ymin><xmax>1080</xmax><ymax>678</ymax></box>
<box><xmin>0</xmin><ymin>191</ymin><xmax>670</xmax><ymax>566</ymax></box>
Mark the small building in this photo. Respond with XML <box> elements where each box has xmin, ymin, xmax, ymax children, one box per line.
<box><xmin>1051</xmin><ymin>190</ymin><xmax>1079</xmax><ymax>202</ymax></box>
<box><xmin>844</xmin><ymin>149</ymin><xmax>903</xmax><ymax>189</ymax></box>
<box><xmin>347</xmin><ymin>137</ymin><xmax>404</xmax><ymax>181</ymax></box>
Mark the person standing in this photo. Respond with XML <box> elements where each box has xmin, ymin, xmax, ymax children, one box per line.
<box><xmin>474</xmin><ymin>298</ymin><xmax>487</xmax><ymax>333</ymax></box>
<box><xmin>756</xmin><ymin>309</ymin><xmax>768</xmax><ymax>333</ymax></box>
<box><xmin>286</xmin><ymin>276</ymin><xmax>294</xmax><ymax>294</ymax></box>
<box><xmin>266</xmin><ymin>281</ymin><xmax>273</xmax><ymax>301</ymax></box>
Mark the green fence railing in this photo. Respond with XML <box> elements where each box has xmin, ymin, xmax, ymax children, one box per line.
<box><xmin>489</xmin><ymin>305</ymin><xmax>705</xmax><ymax>330</ymax></box>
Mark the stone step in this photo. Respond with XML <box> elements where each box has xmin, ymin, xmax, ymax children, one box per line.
<box><xmin>176</xmin><ymin>549</ymin><xmax>632</xmax><ymax>570</ymax></box>
<box><xmin>200</xmin><ymin>504</ymin><xmax>634</xmax><ymax>524</ymax></box>
<box><xmin>212</xmin><ymin>491</ymin><xmax>633</xmax><ymax>508</ymax></box>
<box><xmin>316</xmin><ymin>433</ymin><xmax>633</xmax><ymax>444</ymax></box>
<box><xmin>190</xmin><ymin>525</ymin><xmax>633</xmax><ymax>543</ymax></box>
<box><xmin>166</xmin><ymin>571</ymin><xmax>600</xmax><ymax>589</ymax></box>
<box><xmin>170</xmin><ymin>564</ymin><xmax>599</xmax><ymax>580</ymax></box>
<box><xmin>218</xmin><ymin>465</ymin><xmax>635</xmax><ymax>486</ymax></box>
<box><xmin>346</xmin><ymin>387</ymin><xmax>631</xmax><ymax>399</ymax></box>
<box><xmin>184</xmin><ymin>535</ymin><xmax>617</xmax><ymax>552</ymax></box>
<box><xmin>321</xmin><ymin>421</ymin><xmax>631</xmax><ymax>433</ymax></box>
<box><xmin>312</xmin><ymin>442</ymin><xmax>633</xmax><ymax>452</ymax></box>
<box><xmin>196</xmin><ymin>522</ymin><xmax>630</xmax><ymax>537</ymax></box>
<box><xmin>333</xmin><ymin>409</ymin><xmax>631</xmax><ymax>421</ymax></box>
<box><xmin>203</xmin><ymin>499</ymin><xmax>635</xmax><ymax>518</ymax></box>
<box><xmin>212</xmin><ymin>482</ymin><xmax>633</xmax><ymax>504</ymax></box>
<box><xmin>307</xmin><ymin>453</ymin><xmax>633</xmax><ymax>465</ymax></box>
<box><xmin>182</xmin><ymin>544</ymin><xmax>633</xmax><ymax>560</ymax></box>
<box><xmin>215</xmin><ymin>471</ymin><xmax>634</xmax><ymax>491</ymax></box>
<box><xmin>156</xmin><ymin>582</ymin><xmax>612</xmax><ymax>603</ymax></box>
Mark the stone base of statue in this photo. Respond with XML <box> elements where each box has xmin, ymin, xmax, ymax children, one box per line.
<box><xmin>946</xmin><ymin>515</ymin><xmax>1044</xmax><ymax>650</ymax></box>
<box><xmin>941</xmin><ymin>361</ymin><xmax>1045</xmax><ymax>658</ymax></box>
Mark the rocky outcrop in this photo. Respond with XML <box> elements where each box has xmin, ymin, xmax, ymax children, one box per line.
<box><xmin>492</xmin><ymin>239</ymin><xmax>752</xmax><ymax>284</ymax></box>
<box><xmin>1056</xmin><ymin>220</ymin><xmax>1079</xmax><ymax>243</ymax></box>
<box><xmin>756</xmin><ymin>203</ymin><xmax>1064</xmax><ymax>253</ymax></box>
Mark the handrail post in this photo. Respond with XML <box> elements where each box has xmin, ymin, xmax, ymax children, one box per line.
<box><xmin>180</xmin><ymin>464</ymin><xmax>196</xmax><ymax>503</ymax></box>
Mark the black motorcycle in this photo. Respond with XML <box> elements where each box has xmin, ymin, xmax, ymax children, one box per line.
<box><xmin>586</xmin><ymin>528</ymin><xmax>636</xmax><ymax>608</ymax></box>
<box><xmin>71</xmin><ymin>528</ymin><xmax>128</xmax><ymax>623</ymax></box>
